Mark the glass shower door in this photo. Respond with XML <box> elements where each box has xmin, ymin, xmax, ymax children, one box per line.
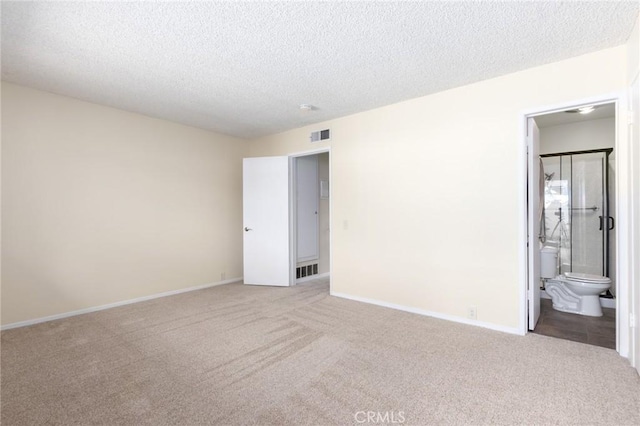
<box><xmin>570</xmin><ymin>152</ymin><xmax>605</xmax><ymax>276</ymax></box>
<box><xmin>541</xmin><ymin>150</ymin><xmax>611</xmax><ymax>278</ymax></box>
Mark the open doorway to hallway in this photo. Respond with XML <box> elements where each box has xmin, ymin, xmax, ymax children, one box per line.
<box><xmin>242</xmin><ymin>149</ymin><xmax>331</xmax><ymax>288</ymax></box>
<box><xmin>293</xmin><ymin>152</ymin><xmax>331</xmax><ymax>284</ymax></box>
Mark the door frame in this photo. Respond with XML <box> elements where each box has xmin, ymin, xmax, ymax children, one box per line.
<box><xmin>526</xmin><ymin>117</ymin><xmax>542</xmax><ymax>331</ymax></box>
<box><xmin>519</xmin><ymin>91</ymin><xmax>631</xmax><ymax>358</ymax></box>
<box><xmin>288</xmin><ymin>147</ymin><xmax>331</xmax><ymax>287</ymax></box>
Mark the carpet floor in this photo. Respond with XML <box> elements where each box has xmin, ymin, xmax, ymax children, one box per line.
<box><xmin>2</xmin><ymin>278</ymin><xmax>639</xmax><ymax>425</ymax></box>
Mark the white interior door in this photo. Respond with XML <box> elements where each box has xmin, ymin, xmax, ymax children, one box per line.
<box><xmin>528</xmin><ymin>117</ymin><xmax>542</xmax><ymax>330</ymax></box>
<box><xmin>243</xmin><ymin>156</ymin><xmax>290</xmax><ymax>286</ymax></box>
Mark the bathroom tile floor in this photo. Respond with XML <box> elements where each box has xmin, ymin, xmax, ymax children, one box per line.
<box><xmin>533</xmin><ymin>298</ymin><xmax>616</xmax><ymax>349</ymax></box>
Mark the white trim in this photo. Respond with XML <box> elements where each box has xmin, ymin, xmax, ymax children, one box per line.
<box><xmin>1</xmin><ymin>277</ymin><xmax>243</xmax><ymax>331</ymax></box>
<box><xmin>296</xmin><ymin>272</ymin><xmax>330</xmax><ymax>284</ymax></box>
<box><xmin>519</xmin><ymin>91</ymin><xmax>630</xmax><ymax>359</ymax></box>
<box><xmin>288</xmin><ymin>156</ymin><xmax>296</xmax><ymax>286</ymax></box>
<box><xmin>615</xmin><ymin>94</ymin><xmax>631</xmax><ymax>358</ymax></box>
<box><xmin>518</xmin><ymin>112</ymin><xmax>528</xmax><ymax>335</ymax></box>
<box><xmin>288</xmin><ymin>147</ymin><xmax>331</xmax><ymax>158</ymax></box>
<box><xmin>331</xmin><ymin>291</ymin><xmax>523</xmax><ymax>336</ymax></box>
<box><xmin>519</xmin><ymin>92</ymin><xmax>622</xmax><ymax>117</ymax></box>
<box><xmin>629</xmin><ymin>71</ymin><xmax>640</xmax><ymax>372</ymax></box>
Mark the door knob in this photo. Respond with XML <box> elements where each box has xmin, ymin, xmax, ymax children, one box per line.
<box><xmin>244</xmin><ymin>227</ymin><xmax>252</xmax><ymax>232</ymax></box>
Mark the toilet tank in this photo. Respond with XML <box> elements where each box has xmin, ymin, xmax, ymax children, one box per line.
<box><xmin>540</xmin><ymin>246</ymin><xmax>558</xmax><ymax>278</ymax></box>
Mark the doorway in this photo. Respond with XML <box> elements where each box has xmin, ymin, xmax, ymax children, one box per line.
<box><xmin>524</xmin><ymin>99</ymin><xmax>627</xmax><ymax>352</ymax></box>
<box><xmin>242</xmin><ymin>149</ymin><xmax>331</xmax><ymax>288</ymax></box>
<box><xmin>293</xmin><ymin>152</ymin><xmax>331</xmax><ymax>283</ymax></box>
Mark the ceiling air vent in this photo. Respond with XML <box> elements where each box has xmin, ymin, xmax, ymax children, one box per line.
<box><xmin>310</xmin><ymin>129</ymin><xmax>331</xmax><ymax>143</ymax></box>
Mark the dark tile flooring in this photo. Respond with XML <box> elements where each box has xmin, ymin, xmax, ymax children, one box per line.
<box><xmin>533</xmin><ymin>298</ymin><xmax>616</xmax><ymax>349</ymax></box>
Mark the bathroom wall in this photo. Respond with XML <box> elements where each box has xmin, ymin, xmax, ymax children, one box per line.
<box><xmin>248</xmin><ymin>46</ymin><xmax>627</xmax><ymax>332</ymax></box>
<box><xmin>539</xmin><ymin>117</ymin><xmax>614</xmax><ymax>154</ymax></box>
<box><xmin>1</xmin><ymin>82</ymin><xmax>247</xmax><ymax>326</ymax></box>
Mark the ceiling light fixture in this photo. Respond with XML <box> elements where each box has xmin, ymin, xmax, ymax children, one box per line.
<box><xmin>564</xmin><ymin>105</ymin><xmax>597</xmax><ymax>114</ymax></box>
<box><xmin>299</xmin><ymin>104</ymin><xmax>314</xmax><ymax>113</ymax></box>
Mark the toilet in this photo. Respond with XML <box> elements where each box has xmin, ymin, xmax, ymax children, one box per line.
<box><xmin>540</xmin><ymin>247</ymin><xmax>611</xmax><ymax>317</ymax></box>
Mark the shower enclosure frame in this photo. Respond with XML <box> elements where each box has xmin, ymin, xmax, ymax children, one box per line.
<box><xmin>540</xmin><ymin>147</ymin><xmax>613</xmax><ymax>279</ymax></box>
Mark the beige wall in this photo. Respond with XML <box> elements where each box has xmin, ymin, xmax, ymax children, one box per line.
<box><xmin>249</xmin><ymin>46</ymin><xmax>627</xmax><ymax>331</ymax></box>
<box><xmin>1</xmin><ymin>82</ymin><xmax>247</xmax><ymax>326</ymax></box>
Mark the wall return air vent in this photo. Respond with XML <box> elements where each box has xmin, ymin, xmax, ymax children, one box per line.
<box><xmin>310</xmin><ymin>129</ymin><xmax>331</xmax><ymax>143</ymax></box>
<box><xmin>296</xmin><ymin>264</ymin><xmax>319</xmax><ymax>279</ymax></box>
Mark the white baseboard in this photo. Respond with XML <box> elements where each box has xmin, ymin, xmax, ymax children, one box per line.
<box><xmin>1</xmin><ymin>277</ymin><xmax>243</xmax><ymax>331</ymax></box>
<box><xmin>296</xmin><ymin>272</ymin><xmax>330</xmax><ymax>284</ymax></box>
<box><xmin>330</xmin><ymin>291</ymin><xmax>522</xmax><ymax>336</ymax></box>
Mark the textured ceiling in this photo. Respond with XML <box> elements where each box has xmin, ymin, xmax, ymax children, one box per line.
<box><xmin>2</xmin><ymin>2</ymin><xmax>638</xmax><ymax>139</ymax></box>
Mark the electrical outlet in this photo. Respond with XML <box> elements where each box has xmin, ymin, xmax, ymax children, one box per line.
<box><xmin>468</xmin><ymin>306</ymin><xmax>477</xmax><ymax>320</ymax></box>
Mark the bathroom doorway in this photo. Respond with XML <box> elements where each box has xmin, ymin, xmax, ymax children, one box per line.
<box><xmin>525</xmin><ymin>100</ymin><xmax>621</xmax><ymax>350</ymax></box>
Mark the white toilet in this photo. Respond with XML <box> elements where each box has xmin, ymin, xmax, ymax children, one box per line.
<box><xmin>540</xmin><ymin>247</ymin><xmax>611</xmax><ymax>317</ymax></box>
